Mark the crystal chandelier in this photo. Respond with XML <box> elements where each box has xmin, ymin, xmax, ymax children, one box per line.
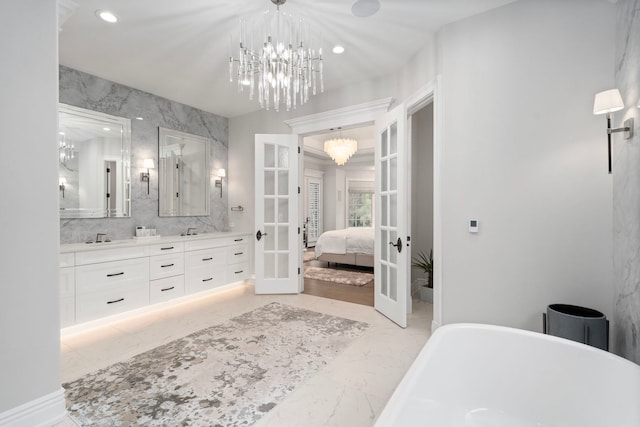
<box><xmin>324</xmin><ymin>135</ymin><xmax>357</xmax><ymax>166</ymax></box>
<box><xmin>229</xmin><ymin>0</ymin><xmax>324</xmax><ymax>112</ymax></box>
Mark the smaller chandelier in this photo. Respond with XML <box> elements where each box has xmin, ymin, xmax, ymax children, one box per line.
<box><xmin>229</xmin><ymin>0</ymin><xmax>324</xmax><ymax>112</ymax></box>
<box><xmin>324</xmin><ymin>137</ymin><xmax>357</xmax><ymax>166</ymax></box>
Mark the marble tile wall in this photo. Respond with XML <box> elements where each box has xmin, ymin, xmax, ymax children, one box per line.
<box><xmin>613</xmin><ymin>0</ymin><xmax>640</xmax><ymax>363</ymax></box>
<box><xmin>59</xmin><ymin>66</ymin><xmax>229</xmax><ymax>244</ymax></box>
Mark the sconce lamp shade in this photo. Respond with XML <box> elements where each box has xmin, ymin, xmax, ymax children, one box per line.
<box><xmin>59</xmin><ymin>177</ymin><xmax>67</xmax><ymax>185</ymax></box>
<box><xmin>143</xmin><ymin>158</ymin><xmax>155</xmax><ymax>169</ymax></box>
<box><xmin>217</xmin><ymin>168</ymin><xmax>226</xmax><ymax>178</ymax></box>
<box><xmin>593</xmin><ymin>89</ymin><xmax>624</xmax><ymax>115</ymax></box>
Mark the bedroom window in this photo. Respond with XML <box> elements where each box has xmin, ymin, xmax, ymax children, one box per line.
<box><xmin>348</xmin><ymin>190</ymin><xmax>373</xmax><ymax>227</ymax></box>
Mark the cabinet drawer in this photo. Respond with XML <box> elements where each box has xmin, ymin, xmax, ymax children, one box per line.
<box><xmin>227</xmin><ymin>244</ymin><xmax>248</xmax><ymax>265</ymax></box>
<box><xmin>185</xmin><ymin>248</ymin><xmax>226</xmax><ymax>269</ymax></box>
<box><xmin>185</xmin><ymin>266</ymin><xmax>226</xmax><ymax>295</ymax></box>
<box><xmin>59</xmin><ymin>267</ymin><xmax>75</xmax><ymax>298</ymax></box>
<box><xmin>150</xmin><ymin>253</ymin><xmax>184</xmax><ymax>280</ymax></box>
<box><xmin>148</xmin><ymin>242</ymin><xmax>184</xmax><ymax>256</ymax></box>
<box><xmin>184</xmin><ymin>237</ymin><xmax>227</xmax><ymax>252</ymax></box>
<box><xmin>226</xmin><ymin>262</ymin><xmax>249</xmax><ymax>283</ymax></box>
<box><xmin>150</xmin><ymin>276</ymin><xmax>185</xmax><ymax>304</ymax></box>
<box><xmin>76</xmin><ymin>258</ymin><xmax>149</xmax><ymax>290</ymax></box>
<box><xmin>60</xmin><ymin>253</ymin><xmax>75</xmax><ymax>268</ymax></box>
<box><xmin>229</xmin><ymin>235</ymin><xmax>249</xmax><ymax>245</ymax></box>
<box><xmin>76</xmin><ymin>280</ymin><xmax>149</xmax><ymax>323</ymax></box>
<box><xmin>75</xmin><ymin>246</ymin><xmax>149</xmax><ymax>266</ymax></box>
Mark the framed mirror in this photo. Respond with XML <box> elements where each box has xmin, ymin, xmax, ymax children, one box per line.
<box><xmin>58</xmin><ymin>104</ymin><xmax>131</xmax><ymax>218</ymax></box>
<box><xmin>158</xmin><ymin>127</ymin><xmax>210</xmax><ymax>217</ymax></box>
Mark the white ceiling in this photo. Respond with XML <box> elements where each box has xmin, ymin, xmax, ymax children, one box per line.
<box><xmin>59</xmin><ymin>0</ymin><xmax>515</xmax><ymax>118</ymax></box>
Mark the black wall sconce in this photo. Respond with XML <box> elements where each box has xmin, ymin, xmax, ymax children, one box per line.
<box><xmin>593</xmin><ymin>89</ymin><xmax>634</xmax><ymax>174</ymax></box>
<box><xmin>215</xmin><ymin>168</ymin><xmax>226</xmax><ymax>197</ymax></box>
<box><xmin>140</xmin><ymin>158</ymin><xmax>154</xmax><ymax>194</ymax></box>
<box><xmin>59</xmin><ymin>177</ymin><xmax>66</xmax><ymax>198</ymax></box>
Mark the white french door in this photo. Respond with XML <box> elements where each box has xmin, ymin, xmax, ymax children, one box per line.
<box><xmin>304</xmin><ymin>176</ymin><xmax>322</xmax><ymax>247</ymax></box>
<box><xmin>375</xmin><ymin>103</ymin><xmax>409</xmax><ymax>328</ymax></box>
<box><xmin>254</xmin><ymin>134</ymin><xmax>300</xmax><ymax>294</ymax></box>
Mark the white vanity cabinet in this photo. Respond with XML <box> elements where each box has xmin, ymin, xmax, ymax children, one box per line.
<box><xmin>60</xmin><ymin>233</ymin><xmax>251</xmax><ymax>328</ymax></box>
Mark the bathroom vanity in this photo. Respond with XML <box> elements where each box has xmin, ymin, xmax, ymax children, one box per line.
<box><xmin>59</xmin><ymin>232</ymin><xmax>250</xmax><ymax>328</ymax></box>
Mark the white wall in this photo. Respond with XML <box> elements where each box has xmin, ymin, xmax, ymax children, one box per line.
<box><xmin>0</xmin><ymin>0</ymin><xmax>64</xmax><ymax>421</ymax></box>
<box><xmin>437</xmin><ymin>0</ymin><xmax>615</xmax><ymax>331</ymax></box>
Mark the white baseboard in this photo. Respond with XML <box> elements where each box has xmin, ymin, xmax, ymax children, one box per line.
<box><xmin>0</xmin><ymin>388</ymin><xmax>66</xmax><ymax>427</ymax></box>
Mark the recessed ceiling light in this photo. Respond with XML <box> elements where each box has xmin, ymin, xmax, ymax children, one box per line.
<box><xmin>351</xmin><ymin>0</ymin><xmax>380</xmax><ymax>18</ymax></box>
<box><xmin>135</xmin><ymin>117</ymin><xmax>144</xmax><ymax>121</ymax></box>
<box><xmin>103</xmin><ymin>127</ymin><xmax>111</xmax><ymax>132</ymax></box>
<box><xmin>59</xmin><ymin>131</ymin><xmax>65</xmax><ymax>135</ymax></box>
<box><xmin>332</xmin><ymin>45</ymin><xmax>345</xmax><ymax>54</ymax></box>
<box><xmin>96</xmin><ymin>10</ymin><xmax>118</xmax><ymax>23</ymax></box>
<box><xmin>241</xmin><ymin>79</ymin><xmax>251</xmax><ymax>86</ymax></box>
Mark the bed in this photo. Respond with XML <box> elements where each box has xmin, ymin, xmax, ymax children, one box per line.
<box><xmin>314</xmin><ymin>227</ymin><xmax>374</xmax><ymax>267</ymax></box>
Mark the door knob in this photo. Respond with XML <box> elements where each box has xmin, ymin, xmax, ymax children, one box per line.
<box><xmin>256</xmin><ymin>230</ymin><xmax>269</xmax><ymax>241</ymax></box>
<box><xmin>389</xmin><ymin>237</ymin><xmax>402</xmax><ymax>253</ymax></box>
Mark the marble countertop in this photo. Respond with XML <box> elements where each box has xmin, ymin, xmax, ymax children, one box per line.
<box><xmin>60</xmin><ymin>231</ymin><xmax>252</xmax><ymax>253</ymax></box>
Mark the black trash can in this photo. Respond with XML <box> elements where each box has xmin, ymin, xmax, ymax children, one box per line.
<box><xmin>544</xmin><ymin>304</ymin><xmax>608</xmax><ymax>351</ymax></box>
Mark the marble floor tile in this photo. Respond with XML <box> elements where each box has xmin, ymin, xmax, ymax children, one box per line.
<box><xmin>60</xmin><ymin>283</ymin><xmax>433</xmax><ymax>426</ymax></box>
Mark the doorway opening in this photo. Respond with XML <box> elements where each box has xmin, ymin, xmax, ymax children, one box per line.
<box><xmin>301</xmin><ymin>125</ymin><xmax>376</xmax><ymax>306</ymax></box>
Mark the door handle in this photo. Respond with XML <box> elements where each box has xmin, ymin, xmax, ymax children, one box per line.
<box><xmin>256</xmin><ymin>230</ymin><xmax>269</xmax><ymax>241</ymax></box>
<box><xmin>389</xmin><ymin>237</ymin><xmax>403</xmax><ymax>253</ymax></box>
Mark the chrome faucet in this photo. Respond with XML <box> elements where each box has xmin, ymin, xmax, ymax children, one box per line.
<box><xmin>96</xmin><ymin>233</ymin><xmax>107</xmax><ymax>243</ymax></box>
<box><xmin>186</xmin><ymin>228</ymin><xmax>198</xmax><ymax>236</ymax></box>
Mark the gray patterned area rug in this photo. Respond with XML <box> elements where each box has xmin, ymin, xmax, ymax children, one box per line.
<box><xmin>304</xmin><ymin>266</ymin><xmax>374</xmax><ymax>287</ymax></box>
<box><xmin>64</xmin><ymin>302</ymin><xmax>369</xmax><ymax>426</ymax></box>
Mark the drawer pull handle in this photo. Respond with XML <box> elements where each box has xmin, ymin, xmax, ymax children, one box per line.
<box><xmin>234</xmin><ymin>238</ymin><xmax>243</xmax><ymax>242</ymax></box>
<box><xmin>107</xmin><ymin>298</ymin><xmax>124</xmax><ymax>304</ymax></box>
<box><xmin>202</xmin><ymin>257</ymin><xmax>213</xmax><ymax>261</ymax></box>
<box><xmin>234</xmin><ymin>252</ymin><xmax>244</xmax><ymax>256</ymax></box>
<box><xmin>161</xmin><ymin>286</ymin><xmax>175</xmax><ymax>292</ymax></box>
<box><xmin>202</xmin><ymin>277</ymin><xmax>213</xmax><ymax>282</ymax></box>
<box><xmin>235</xmin><ymin>270</ymin><xmax>244</xmax><ymax>274</ymax></box>
<box><xmin>107</xmin><ymin>272</ymin><xmax>124</xmax><ymax>277</ymax></box>
<box><xmin>161</xmin><ymin>246</ymin><xmax>175</xmax><ymax>250</ymax></box>
<box><xmin>161</xmin><ymin>263</ymin><xmax>175</xmax><ymax>268</ymax></box>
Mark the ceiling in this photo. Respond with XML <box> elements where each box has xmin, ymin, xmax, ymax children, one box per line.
<box><xmin>59</xmin><ymin>0</ymin><xmax>515</xmax><ymax>118</ymax></box>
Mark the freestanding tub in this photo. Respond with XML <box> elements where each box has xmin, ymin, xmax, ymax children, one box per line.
<box><xmin>375</xmin><ymin>323</ymin><xmax>640</xmax><ymax>427</ymax></box>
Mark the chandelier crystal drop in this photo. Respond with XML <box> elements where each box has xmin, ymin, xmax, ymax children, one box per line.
<box><xmin>229</xmin><ymin>0</ymin><xmax>324</xmax><ymax>112</ymax></box>
<box><xmin>324</xmin><ymin>137</ymin><xmax>357</xmax><ymax>166</ymax></box>
<box><xmin>59</xmin><ymin>133</ymin><xmax>75</xmax><ymax>165</ymax></box>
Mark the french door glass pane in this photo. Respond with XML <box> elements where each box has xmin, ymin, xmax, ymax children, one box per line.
<box><xmin>382</xmin><ymin>129</ymin><xmax>388</xmax><ymax>157</ymax></box>
<box><xmin>278</xmin><ymin>226</ymin><xmax>289</xmax><ymax>250</ymax></box>
<box><xmin>265</xmin><ymin>144</ymin><xmax>275</xmax><ymax>168</ymax></box>
<box><xmin>390</xmin><ymin>157</ymin><xmax>397</xmax><ymax>191</ymax></box>
<box><xmin>264</xmin><ymin>171</ymin><xmax>275</xmax><ymax>195</ymax></box>
<box><xmin>277</xmin><ymin>254</ymin><xmax>289</xmax><ymax>278</ymax></box>
<box><xmin>265</xmin><ymin>225</ymin><xmax>275</xmax><ymax>251</ymax></box>
<box><xmin>264</xmin><ymin>198</ymin><xmax>275</xmax><ymax>223</ymax></box>
<box><xmin>278</xmin><ymin>197</ymin><xmax>288</xmax><ymax>222</ymax></box>
<box><xmin>390</xmin><ymin>122</ymin><xmax>397</xmax><ymax>154</ymax></box>
<box><xmin>278</xmin><ymin>146</ymin><xmax>289</xmax><ymax>168</ymax></box>
<box><xmin>381</xmin><ymin>263</ymin><xmax>388</xmax><ymax>296</ymax></box>
<box><xmin>265</xmin><ymin>253</ymin><xmax>275</xmax><ymax>279</ymax></box>
<box><xmin>278</xmin><ymin>170</ymin><xmax>289</xmax><ymax>195</ymax></box>
<box><xmin>389</xmin><ymin>266</ymin><xmax>397</xmax><ymax>301</ymax></box>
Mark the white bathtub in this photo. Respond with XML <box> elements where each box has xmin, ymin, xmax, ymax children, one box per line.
<box><xmin>375</xmin><ymin>323</ymin><xmax>640</xmax><ymax>427</ymax></box>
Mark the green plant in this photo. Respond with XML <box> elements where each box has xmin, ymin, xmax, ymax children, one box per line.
<box><xmin>412</xmin><ymin>249</ymin><xmax>433</xmax><ymax>288</ymax></box>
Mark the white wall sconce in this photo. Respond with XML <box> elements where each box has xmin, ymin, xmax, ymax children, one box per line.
<box><xmin>593</xmin><ymin>89</ymin><xmax>634</xmax><ymax>173</ymax></box>
<box><xmin>140</xmin><ymin>158</ymin><xmax>154</xmax><ymax>194</ymax></box>
<box><xmin>215</xmin><ymin>168</ymin><xmax>226</xmax><ymax>197</ymax></box>
<box><xmin>59</xmin><ymin>177</ymin><xmax>67</xmax><ymax>198</ymax></box>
